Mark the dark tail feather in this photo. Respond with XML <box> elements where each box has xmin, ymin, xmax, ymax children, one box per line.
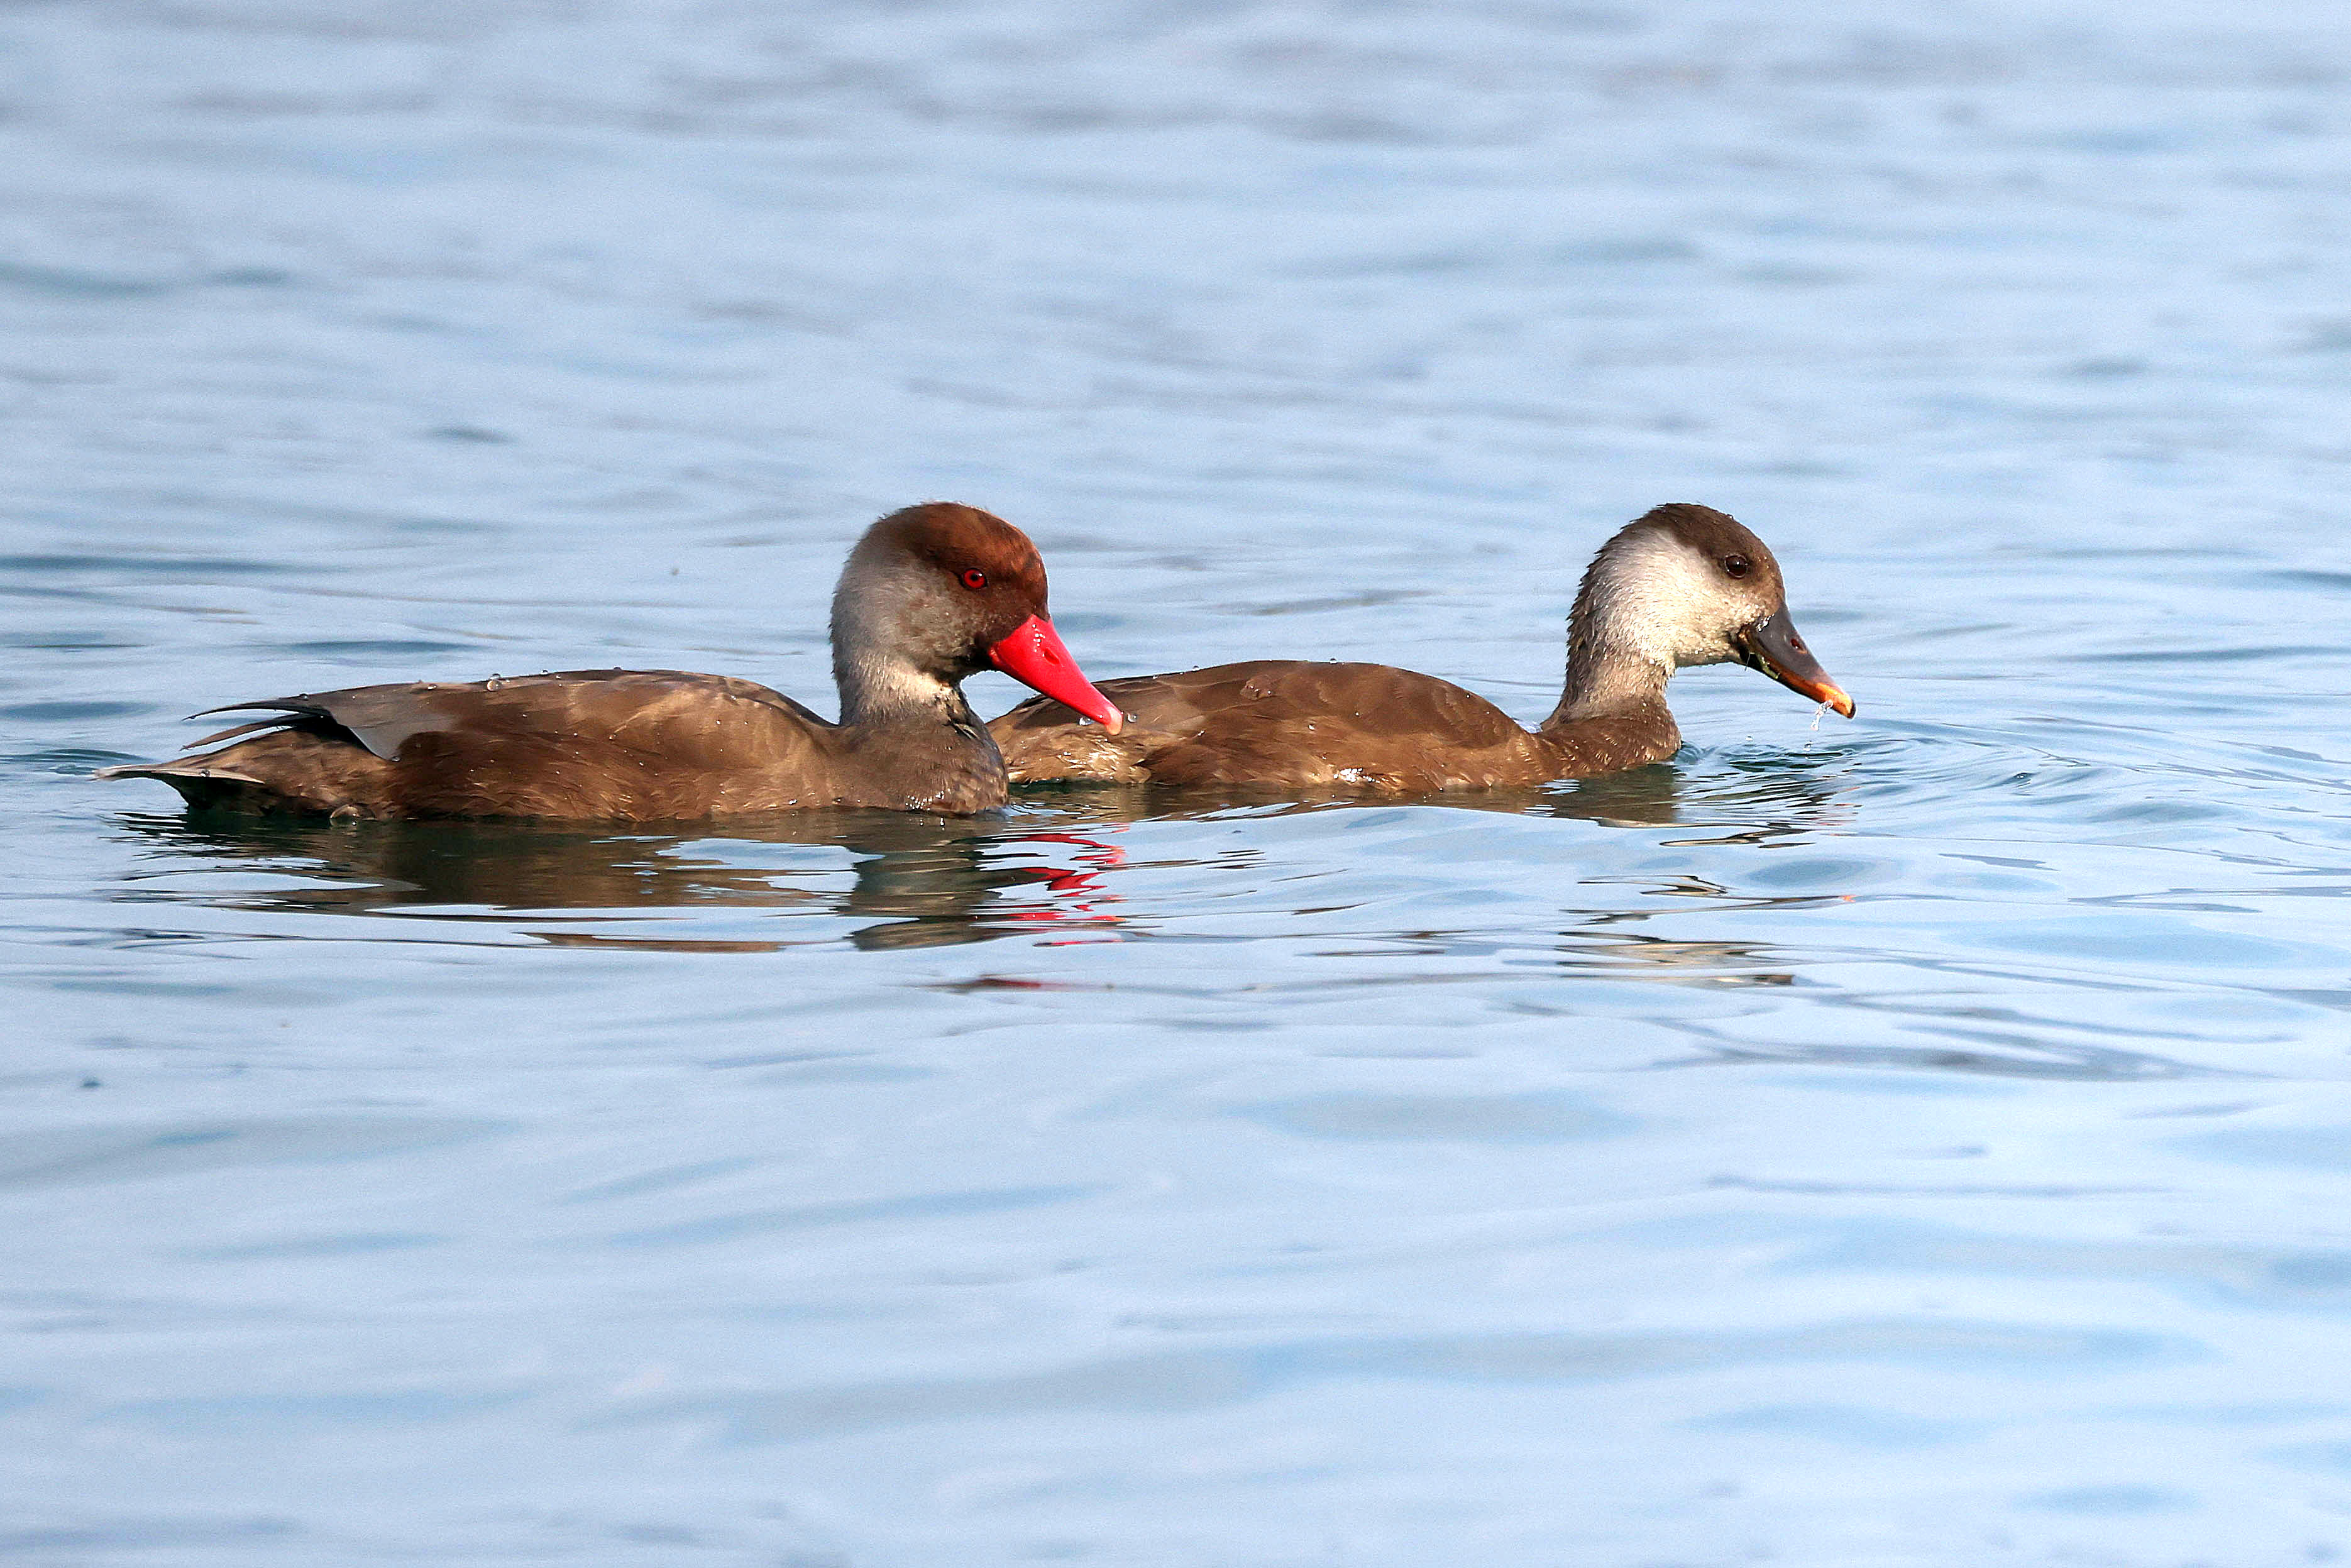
<box><xmin>94</xmin><ymin>759</ymin><xmax>277</xmax><ymax>812</ymax></box>
<box><xmin>94</xmin><ymin>727</ymin><xmax>395</xmax><ymax>817</ymax></box>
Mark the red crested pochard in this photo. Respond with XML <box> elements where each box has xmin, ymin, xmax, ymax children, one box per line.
<box><xmin>991</xmin><ymin>503</ymin><xmax>1851</xmax><ymax>792</ymax></box>
<box><xmin>100</xmin><ymin>503</ymin><xmax>1123</xmax><ymax>820</ymax></box>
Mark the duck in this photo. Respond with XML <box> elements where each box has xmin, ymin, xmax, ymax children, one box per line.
<box><xmin>99</xmin><ymin>503</ymin><xmax>1124</xmax><ymax>820</ymax></box>
<box><xmin>990</xmin><ymin>503</ymin><xmax>1850</xmax><ymax>793</ymax></box>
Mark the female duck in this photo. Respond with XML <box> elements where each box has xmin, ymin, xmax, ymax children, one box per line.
<box><xmin>991</xmin><ymin>503</ymin><xmax>1850</xmax><ymax>793</ymax></box>
<box><xmin>102</xmin><ymin>503</ymin><xmax>1123</xmax><ymax>820</ymax></box>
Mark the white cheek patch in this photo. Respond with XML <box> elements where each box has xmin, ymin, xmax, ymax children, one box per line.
<box><xmin>1592</xmin><ymin>534</ymin><xmax>1756</xmax><ymax>669</ymax></box>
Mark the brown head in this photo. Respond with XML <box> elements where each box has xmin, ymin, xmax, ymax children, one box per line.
<box><xmin>1563</xmin><ymin>503</ymin><xmax>1853</xmax><ymax>716</ymax></box>
<box><xmin>830</xmin><ymin>503</ymin><xmax>1121</xmax><ymax>730</ymax></box>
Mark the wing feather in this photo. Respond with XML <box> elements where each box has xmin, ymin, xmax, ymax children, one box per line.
<box><xmin>110</xmin><ymin>670</ymin><xmax>846</xmax><ymax>819</ymax></box>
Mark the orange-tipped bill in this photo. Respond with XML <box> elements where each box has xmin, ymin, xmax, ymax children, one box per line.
<box><xmin>988</xmin><ymin>615</ymin><xmax>1125</xmax><ymax>733</ymax></box>
<box><xmin>1733</xmin><ymin>609</ymin><xmax>1855</xmax><ymax>718</ymax></box>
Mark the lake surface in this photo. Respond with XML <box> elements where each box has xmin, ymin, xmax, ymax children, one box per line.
<box><xmin>8</xmin><ymin>0</ymin><xmax>2351</xmax><ymax>1562</ymax></box>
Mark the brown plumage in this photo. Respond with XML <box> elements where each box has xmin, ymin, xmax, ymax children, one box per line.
<box><xmin>991</xmin><ymin>503</ymin><xmax>1853</xmax><ymax>794</ymax></box>
<box><xmin>99</xmin><ymin>503</ymin><xmax>1124</xmax><ymax>821</ymax></box>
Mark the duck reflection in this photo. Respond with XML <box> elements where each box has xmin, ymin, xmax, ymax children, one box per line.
<box><xmin>108</xmin><ymin>752</ymin><xmax>1854</xmax><ymax>955</ymax></box>
<box><xmin>1538</xmin><ymin>765</ymin><xmax>1685</xmax><ymax>827</ymax></box>
<box><xmin>1551</xmin><ymin>926</ymin><xmax>1799</xmax><ymax>987</ymax></box>
<box><xmin>1311</xmin><ymin>749</ymin><xmax>1852</xmax><ymax>840</ymax></box>
<box><xmin>113</xmin><ymin>806</ymin><xmax>1134</xmax><ymax>953</ymax></box>
<box><xmin>1531</xmin><ymin>757</ymin><xmax>1859</xmax><ymax>986</ymax></box>
<box><xmin>1543</xmin><ymin>752</ymin><xmax>1857</xmax><ymax>840</ymax></box>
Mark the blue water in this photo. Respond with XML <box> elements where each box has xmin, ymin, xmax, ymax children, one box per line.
<box><xmin>10</xmin><ymin>1</ymin><xmax>2351</xmax><ymax>1562</ymax></box>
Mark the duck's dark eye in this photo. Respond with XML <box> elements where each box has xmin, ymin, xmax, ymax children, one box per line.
<box><xmin>1722</xmin><ymin>554</ymin><xmax>1752</xmax><ymax>578</ymax></box>
<box><xmin>961</xmin><ymin>569</ymin><xmax>988</xmax><ymax>590</ymax></box>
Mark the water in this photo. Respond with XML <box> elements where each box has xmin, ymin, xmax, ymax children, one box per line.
<box><xmin>8</xmin><ymin>0</ymin><xmax>2351</xmax><ymax>1561</ymax></box>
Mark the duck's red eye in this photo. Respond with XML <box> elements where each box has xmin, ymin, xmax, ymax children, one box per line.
<box><xmin>961</xmin><ymin>569</ymin><xmax>988</xmax><ymax>590</ymax></box>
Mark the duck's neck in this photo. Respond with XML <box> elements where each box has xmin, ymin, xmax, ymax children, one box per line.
<box><xmin>834</xmin><ymin>650</ymin><xmax>974</xmax><ymax>734</ymax></box>
<box><xmin>1543</xmin><ymin>639</ymin><xmax>1670</xmax><ymax>730</ymax></box>
<box><xmin>829</xmin><ymin>567</ymin><xmax>986</xmax><ymax>738</ymax></box>
<box><xmin>826</xmin><ymin>558</ymin><xmax>1009</xmax><ymax>808</ymax></box>
<box><xmin>1538</xmin><ymin>560</ymin><xmax>1675</xmax><ymax>733</ymax></box>
<box><xmin>1533</xmin><ymin>625</ymin><xmax>1683</xmax><ymax>776</ymax></box>
<box><xmin>831</xmin><ymin>652</ymin><xmax>1008</xmax><ymax>810</ymax></box>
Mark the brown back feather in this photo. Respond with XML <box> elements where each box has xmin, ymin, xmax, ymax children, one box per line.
<box><xmin>115</xmin><ymin>671</ymin><xmax>852</xmax><ymax>820</ymax></box>
<box><xmin>994</xmin><ymin>660</ymin><xmax>1573</xmax><ymax>792</ymax></box>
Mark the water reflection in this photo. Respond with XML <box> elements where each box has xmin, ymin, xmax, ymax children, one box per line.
<box><xmin>1551</xmin><ymin>928</ymin><xmax>1801</xmax><ymax>987</ymax></box>
<box><xmin>111</xmin><ymin>808</ymin><xmax>1135</xmax><ymax>953</ymax></box>
<box><xmin>1478</xmin><ymin>753</ymin><xmax>1854</xmax><ymax>840</ymax></box>
<box><xmin>102</xmin><ymin>754</ymin><xmax>1856</xmax><ymax>955</ymax></box>
<box><xmin>1136</xmin><ymin>755</ymin><xmax>1852</xmax><ymax>846</ymax></box>
<box><xmin>1541</xmin><ymin>765</ymin><xmax>1685</xmax><ymax>828</ymax></box>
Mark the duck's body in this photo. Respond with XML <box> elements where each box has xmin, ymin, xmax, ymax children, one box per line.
<box><xmin>122</xmin><ymin>667</ymin><xmax>1012</xmax><ymax>819</ymax></box>
<box><xmin>101</xmin><ymin>504</ymin><xmax>1123</xmax><ymax>821</ymax></box>
<box><xmin>993</xmin><ymin>503</ymin><xmax>1849</xmax><ymax>794</ymax></box>
<box><xmin>996</xmin><ymin>660</ymin><xmax>1678</xmax><ymax>791</ymax></box>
